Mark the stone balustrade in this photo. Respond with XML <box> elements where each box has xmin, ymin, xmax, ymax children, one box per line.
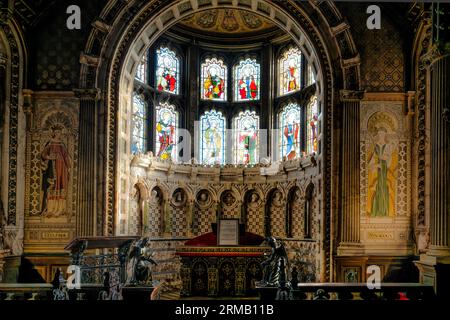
<box><xmin>258</xmin><ymin>283</ymin><xmax>436</xmax><ymax>300</ymax></box>
<box><xmin>0</xmin><ymin>283</ymin><xmax>53</xmax><ymax>300</ymax></box>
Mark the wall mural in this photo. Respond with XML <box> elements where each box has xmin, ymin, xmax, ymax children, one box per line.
<box><xmin>360</xmin><ymin>103</ymin><xmax>412</xmax><ymax>254</ymax></box>
<box><xmin>366</xmin><ymin>113</ymin><xmax>399</xmax><ymax>218</ymax></box>
<box><xmin>25</xmin><ymin>97</ymin><xmax>78</xmax><ymax>252</ymax></box>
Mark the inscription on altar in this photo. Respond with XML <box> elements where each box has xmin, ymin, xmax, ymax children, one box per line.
<box><xmin>41</xmin><ymin>231</ymin><xmax>69</xmax><ymax>240</ymax></box>
<box><xmin>367</xmin><ymin>231</ymin><xmax>394</xmax><ymax>240</ymax></box>
<box><xmin>218</xmin><ymin>219</ymin><xmax>239</xmax><ymax>246</ymax></box>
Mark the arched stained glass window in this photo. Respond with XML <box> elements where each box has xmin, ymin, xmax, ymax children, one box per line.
<box><xmin>201</xmin><ymin>58</ymin><xmax>227</xmax><ymax>101</ymax></box>
<box><xmin>234</xmin><ymin>58</ymin><xmax>260</xmax><ymax>101</ymax></box>
<box><xmin>155</xmin><ymin>47</ymin><xmax>180</xmax><ymax>94</ymax></box>
<box><xmin>233</xmin><ymin>110</ymin><xmax>259</xmax><ymax>165</ymax></box>
<box><xmin>200</xmin><ymin>110</ymin><xmax>226</xmax><ymax>165</ymax></box>
<box><xmin>279</xmin><ymin>103</ymin><xmax>301</xmax><ymax>160</ymax></box>
<box><xmin>131</xmin><ymin>93</ymin><xmax>147</xmax><ymax>154</ymax></box>
<box><xmin>307</xmin><ymin>96</ymin><xmax>319</xmax><ymax>154</ymax></box>
<box><xmin>278</xmin><ymin>47</ymin><xmax>302</xmax><ymax>96</ymax></box>
<box><xmin>307</xmin><ymin>63</ymin><xmax>316</xmax><ymax>86</ymax></box>
<box><xmin>135</xmin><ymin>54</ymin><xmax>148</xmax><ymax>82</ymax></box>
<box><xmin>155</xmin><ymin>102</ymin><xmax>179</xmax><ymax>161</ymax></box>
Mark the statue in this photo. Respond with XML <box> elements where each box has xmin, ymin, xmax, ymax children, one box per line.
<box><xmin>275</xmin><ymin>257</ymin><xmax>293</xmax><ymax>300</ymax></box>
<box><xmin>259</xmin><ymin>237</ymin><xmax>288</xmax><ymax>287</ymax></box>
<box><xmin>197</xmin><ymin>191</ymin><xmax>210</xmax><ymax>207</ymax></box>
<box><xmin>248</xmin><ymin>193</ymin><xmax>260</xmax><ymax>209</ymax></box>
<box><xmin>125</xmin><ymin>238</ymin><xmax>158</xmax><ymax>286</ymax></box>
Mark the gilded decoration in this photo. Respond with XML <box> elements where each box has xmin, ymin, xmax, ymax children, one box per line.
<box><xmin>179</xmin><ymin>9</ymin><xmax>275</xmax><ymax>34</ymax></box>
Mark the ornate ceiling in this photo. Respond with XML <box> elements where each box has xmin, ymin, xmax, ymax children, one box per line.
<box><xmin>179</xmin><ymin>9</ymin><xmax>276</xmax><ymax>35</ymax></box>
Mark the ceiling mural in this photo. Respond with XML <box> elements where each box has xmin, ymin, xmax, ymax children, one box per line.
<box><xmin>179</xmin><ymin>9</ymin><xmax>275</xmax><ymax>34</ymax></box>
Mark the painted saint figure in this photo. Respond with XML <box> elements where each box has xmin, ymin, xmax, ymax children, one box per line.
<box><xmin>40</xmin><ymin>128</ymin><xmax>71</xmax><ymax>216</ymax></box>
<box><xmin>284</xmin><ymin>113</ymin><xmax>300</xmax><ymax>160</ymax></box>
<box><xmin>238</xmin><ymin>65</ymin><xmax>258</xmax><ymax>100</ymax></box>
<box><xmin>239</xmin><ymin>121</ymin><xmax>258</xmax><ymax>164</ymax></box>
<box><xmin>156</xmin><ymin>56</ymin><xmax>177</xmax><ymax>93</ymax></box>
<box><xmin>203</xmin><ymin>118</ymin><xmax>223</xmax><ymax>164</ymax></box>
<box><xmin>156</xmin><ymin>48</ymin><xmax>179</xmax><ymax>94</ymax></box>
<box><xmin>309</xmin><ymin>113</ymin><xmax>318</xmax><ymax>153</ymax></box>
<box><xmin>367</xmin><ymin>127</ymin><xmax>398</xmax><ymax>217</ymax></box>
<box><xmin>203</xmin><ymin>66</ymin><xmax>225</xmax><ymax>100</ymax></box>
<box><xmin>156</xmin><ymin>106</ymin><xmax>177</xmax><ymax>160</ymax></box>
<box><xmin>286</xmin><ymin>58</ymin><xmax>300</xmax><ymax>92</ymax></box>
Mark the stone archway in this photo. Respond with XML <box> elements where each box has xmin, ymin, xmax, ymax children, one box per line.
<box><xmin>78</xmin><ymin>0</ymin><xmax>361</xmax><ymax>281</ymax></box>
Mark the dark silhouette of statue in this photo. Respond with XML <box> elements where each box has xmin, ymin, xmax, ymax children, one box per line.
<box><xmin>259</xmin><ymin>237</ymin><xmax>288</xmax><ymax>287</ymax></box>
<box><xmin>126</xmin><ymin>237</ymin><xmax>158</xmax><ymax>285</ymax></box>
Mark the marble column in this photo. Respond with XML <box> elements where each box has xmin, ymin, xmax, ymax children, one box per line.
<box><xmin>429</xmin><ymin>54</ymin><xmax>450</xmax><ymax>256</ymax></box>
<box><xmin>415</xmin><ymin>52</ymin><xmax>450</xmax><ymax>298</ymax></box>
<box><xmin>74</xmin><ymin>89</ymin><xmax>100</xmax><ymax>237</ymax></box>
<box><xmin>337</xmin><ymin>90</ymin><xmax>364</xmax><ymax>255</ymax></box>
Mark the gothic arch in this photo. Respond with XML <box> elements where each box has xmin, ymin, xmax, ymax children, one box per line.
<box><xmin>78</xmin><ymin>0</ymin><xmax>362</xmax><ymax>281</ymax></box>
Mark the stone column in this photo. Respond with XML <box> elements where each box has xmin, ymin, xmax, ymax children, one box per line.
<box><xmin>337</xmin><ymin>90</ymin><xmax>364</xmax><ymax>255</ymax></box>
<box><xmin>74</xmin><ymin>89</ymin><xmax>100</xmax><ymax>237</ymax></box>
<box><xmin>415</xmin><ymin>51</ymin><xmax>450</xmax><ymax>298</ymax></box>
<box><xmin>429</xmin><ymin>54</ymin><xmax>450</xmax><ymax>256</ymax></box>
<box><xmin>0</xmin><ymin>52</ymin><xmax>6</xmax><ymax>206</ymax></box>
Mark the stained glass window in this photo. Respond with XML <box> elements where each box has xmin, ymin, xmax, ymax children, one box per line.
<box><xmin>135</xmin><ymin>53</ymin><xmax>148</xmax><ymax>82</ymax></box>
<box><xmin>155</xmin><ymin>47</ymin><xmax>180</xmax><ymax>94</ymax></box>
<box><xmin>307</xmin><ymin>63</ymin><xmax>316</xmax><ymax>86</ymax></box>
<box><xmin>201</xmin><ymin>58</ymin><xmax>227</xmax><ymax>101</ymax></box>
<box><xmin>279</xmin><ymin>103</ymin><xmax>301</xmax><ymax>160</ymax></box>
<box><xmin>131</xmin><ymin>94</ymin><xmax>147</xmax><ymax>154</ymax></box>
<box><xmin>233</xmin><ymin>110</ymin><xmax>259</xmax><ymax>165</ymax></box>
<box><xmin>200</xmin><ymin>110</ymin><xmax>226</xmax><ymax>165</ymax></box>
<box><xmin>279</xmin><ymin>47</ymin><xmax>302</xmax><ymax>96</ymax></box>
<box><xmin>155</xmin><ymin>102</ymin><xmax>179</xmax><ymax>161</ymax></box>
<box><xmin>307</xmin><ymin>96</ymin><xmax>319</xmax><ymax>154</ymax></box>
<box><xmin>234</xmin><ymin>58</ymin><xmax>260</xmax><ymax>101</ymax></box>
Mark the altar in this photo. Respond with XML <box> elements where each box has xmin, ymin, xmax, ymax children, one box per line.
<box><xmin>176</xmin><ymin>224</ymin><xmax>268</xmax><ymax>297</ymax></box>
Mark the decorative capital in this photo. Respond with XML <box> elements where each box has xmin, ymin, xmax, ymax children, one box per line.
<box><xmin>340</xmin><ymin>90</ymin><xmax>365</xmax><ymax>102</ymax></box>
<box><xmin>79</xmin><ymin>53</ymin><xmax>100</xmax><ymax>67</ymax></box>
<box><xmin>421</xmin><ymin>44</ymin><xmax>449</xmax><ymax>66</ymax></box>
<box><xmin>74</xmin><ymin>88</ymin><xmax>101</xmax><ymax>101</ymax></box>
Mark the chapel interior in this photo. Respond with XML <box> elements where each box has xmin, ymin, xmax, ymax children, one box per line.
<box><xmin>0</xmin><ymin>0</ymin><xmax>449</xmax><ymax>300</ymax></box>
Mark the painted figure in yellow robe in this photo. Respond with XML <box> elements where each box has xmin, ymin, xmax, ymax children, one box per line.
<box><xmin>367</xmin><ymin>128</ymin><xmax>398</xmax><ymax>217</ymax></box>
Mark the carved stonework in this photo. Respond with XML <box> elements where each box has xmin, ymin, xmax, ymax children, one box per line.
<box><xmin>416</xmin><ymin>24</ymin><xmax>432</xmax><ymax>228</ymax></box>
<box><xmin>3</xmin><ymin>23</ymin><xmax>20</xmax><ymax>225</ymax></box>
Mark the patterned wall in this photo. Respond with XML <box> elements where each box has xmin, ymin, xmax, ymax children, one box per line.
<box><xmin>342</xmin><ymin>3</ymin><xmax>405</xmax><ymax>92</ymax></box>
<box><xmin>31</xmin><ymin>0</ymin><xmax>105</xmax><ymax>90</ymax></box>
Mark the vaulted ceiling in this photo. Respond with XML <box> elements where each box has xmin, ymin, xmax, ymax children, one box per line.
<box><xmin>178</xmin><ymin>9</ymin><xmax>276</xmax><ymax>35</ymax></box>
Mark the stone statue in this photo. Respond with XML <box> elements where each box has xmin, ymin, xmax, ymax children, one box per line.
<box><xmin>259</xmin><ymin>237</ymin><xmax>288</xmax><ymax>287</ymax></box>
<box><xmin>272</xmin><ymin>191</ymin><xmax>283</xmax><ymax>207</ymax></box>
<box><xmin>126</xmin><ymin>238</ymin><xmax>157</xmax><ymax>286</ymax></box>
<box><xmin>248</xmin><ymin>193</ymin><xmax>260</xmax><ymax>209</ymax></box>
<box><xmin>197</xmin><ymin>191</ymin><xmax>209</xmax><ymax>207</ymax></box>
<box><xmin>172</xmin><ymin>190</ymin><xmax>186</xmax><ymax>207</ymax></box>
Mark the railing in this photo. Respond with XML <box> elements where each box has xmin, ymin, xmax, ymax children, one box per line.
<box><xmin>0</xmin><ymin>283</ymin><xmax>53</xmax><ymax>300</ymax></box>
<box><xmin>258</xmin><ymin>283</ymin><xmax>436</xmax><ymax>300</ymax></box>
